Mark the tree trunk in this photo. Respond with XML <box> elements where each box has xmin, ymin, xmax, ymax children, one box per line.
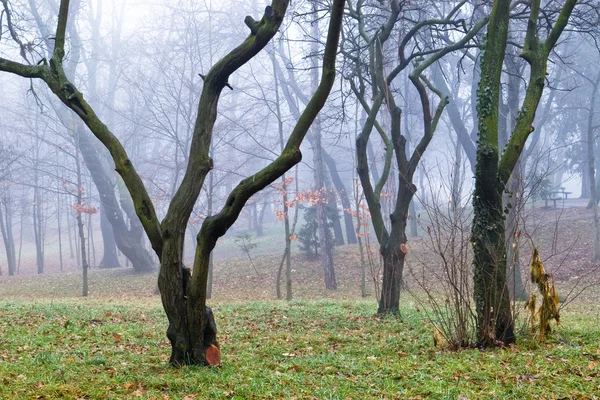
<box><xmin>77</xmin><ymin>129</ymin><xmax>155</xmax><ymax>273</ymax></box>
<box><xmin>581</xmin><ymin>154</ymin><xmax>591</xmax><ymax>198</ymax></box>
<box><xmin>57</xmin><ymin>183</ymin><xmax>64</xmax><ymax>272</ymax></box>
<box><xmin>585</xmin><ymin>75</ymin><xmax>600</xmax><ymax>261</ymax></box>
<box><xmin>33</xmin><ymin>186</ymin><xmax>44</xmax><ymax>274</ymax></box>
<box><xmin>377</xmin><ymin>184</ymin><xmax>411</xmax><ymax>314</ymax></box>
<box><xmin>325</xmin><ymin>182</ymin><xmax>344</xmax><ymax>246</ymax></box>
<box><xmin>0</xmin><ymin>200</ymin><xmax>17</xmax><ymax>276</ymax></box>
<box><xmin>378</xmin><ymin>244</ymin><xmax>405</xmax><ymax>314</ymax></box>
<box><xmin>311</xmin><ymin>3</ymin><xmax>336</xmax><ymax>290</ymax></box>
<box><xmin>408</xmin><ymin>201</ymin><xmax>418</xmax><ymax>237</ymax></box>
<box><xmin>503</xmin><ymin>52</ymin><xmax>526</xmax><ymax>301</ymax></box>
<box><xmin>322</xmin><ymin>151</ymin><xmax>357</xmax><ymax>244</ymax></box>
<box><xmin>99</xmin><ymin>204</ymin><xmax>121</xmax><ymax>269</ymax></box>
<box><xmin>158</xmin><ymin>233</ymin><xmax>219</xmax><ymax>366</ymax></box>
<box><xmin>0</xmin><ymin>0</ymin><xmax>344</xmax><ymax>367</ymax></box>
<box><xmin>255</xmin><ymin>201</ymin><xmax>266</xmax><ymax>237</ymax></box>
<box><xmin>75</xmin><ymin>140</ymin><xmax>89</xmax><ymax>297</ymax></box>
<box><xmin>472</xmin><ymin>147</ymin><xmax>514</xmax><ymax>345</ymax></box>
<box><xmin>505</xmin><ymin>165</ymin><xmax>526</xmax><ymax>301</ymax></box>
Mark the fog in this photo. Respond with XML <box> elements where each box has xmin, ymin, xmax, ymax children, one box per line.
<box><xmin>0</xmin><ymin>0</ymin><xmax>598</xmax><ymax>306</ymax></box>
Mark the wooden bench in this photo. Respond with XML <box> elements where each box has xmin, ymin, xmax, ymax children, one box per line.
<box><xmin>542</xmin><ymin>190</ymin><xmax>572</xmax><ymax>208</ymax></box>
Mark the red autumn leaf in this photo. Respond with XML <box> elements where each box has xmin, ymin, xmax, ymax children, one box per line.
<box><xmin>206</xmin><ymin>344</ymin><xmax>221</xmax><ymax>366</ymax></box>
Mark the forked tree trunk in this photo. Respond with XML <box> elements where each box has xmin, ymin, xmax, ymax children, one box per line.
<box><xmin>472</xmin><ymin>0</ymin><xmax>575</xmax><ymax>346</ymax></box>
<box><xmin>0</xmin><ymin>0</ymin><xmax>343</xmax><ymax>367</ymax></box>
<box><xmin>158</xmin><ymin>233</ymin><xmax>219</xmax><ymax>365</ymax></box>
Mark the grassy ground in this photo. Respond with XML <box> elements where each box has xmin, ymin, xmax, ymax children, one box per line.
<box><xmin>1</xmin><ymin>260</ymin><xmax>600</xmax><ymax>400</ymax></box>
<box><xmin>1</xmin><ymin>205</ymin><xmax>600</xmax><ymax>398</ymax></box>
<box><xmin>0</xmin><ymin>297</ymin><xmax>599</xmax><ymax>399</ymax></box>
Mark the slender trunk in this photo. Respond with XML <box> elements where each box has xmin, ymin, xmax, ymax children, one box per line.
<box><xmin>355</xmin><ymin>188</ymin><xmax>368</xmax><ymax>297</ymax></box>
<box><xmin>17</xmin><ymin>205</ymin><xmax>24</xmax><ymax>274</ymax></box>
<box><xmin>66</xmin><ymin>193</ymin><xmax>74</xmax><ymax>259</ymax></box>
<box><xmin>74</xmin><ymin>202</ymin><xmax>81</xmax><ymax>268</ymax></box>
<box><xmin>205</xmin><ymin>143</ymin><xmax>215</xmax><ymax>299</ymax></box>
<box><xmin>322</xmin><ymin>151</ymin><xmax>357</xmax><ymax>244</ymax></box>
<box><xmin>76</xmin><ymin>139</ymin><xmax>89</xmax><ymax>297</ymax></box>
<box><xmin>325</xmin><ymin>182</ymin><xmax>344</xmax><ymax>246</ymax></box>
<box><xmin>409</xmin><ymin>202</ymin><xmax>418</xmax><ymax>237</ymax></box>
<box><xmin>505</xmin><ymin>163</ymin><xmax>526</xmax><ymax>300</ymax></box>
<box><xmin>311</xmin><ymin>4</ymin><xmax>336</xmax><ymax>289</ymax></box>
<box><xmin>503</xmin><ymin>54</ymin><xmax>526</xmax><ymax>301</ymax></box>
<box><xmin>57</xmin><ymin>185</ymin><xmax>64</xmax><ymax>272</ymax></box>
<box><xmin>581</xmin><ymin>155</ymin><xmax>591</xmax><ymax>198</ymax></box>
<box><xmin>33</xmin><ymin>187</ymin><xmax>44</xmax><ymax>274</ymax></box>
<box><xmin>77</xmin><ymin>212</ymin><xmax>89</xmax><ymax>296</ymax></box>
<box><xmin>88</xmin><ymin>208</ymin><xmax>96</xmax><ymax>268</ymax></box>
<box><xmin>586</xmin><ymin>76</ymin><xmax>600</xmax><ymax>261</ymax></box>
<box><xmin>0</xmin><ymin>200</ymin><xmax>17</xmax><ymax>276</ymax></box>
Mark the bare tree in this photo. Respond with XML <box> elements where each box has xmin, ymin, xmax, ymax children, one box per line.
<box><xmin>0</xmin><ymin>0</ymin><xmax>345</xmax><ymax>366</ymax></box>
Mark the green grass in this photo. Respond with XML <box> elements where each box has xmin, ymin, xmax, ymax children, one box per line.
<box><xmin>1</xmin><ymin>298</ymin><xmax>599</xmax><ymax>399</ymax></box>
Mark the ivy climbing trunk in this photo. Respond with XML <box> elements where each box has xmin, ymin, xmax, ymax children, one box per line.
<box><xmin>472</xmin><ymin>0</ymin><xmax>514</xmax><ymax>346</ymax></box>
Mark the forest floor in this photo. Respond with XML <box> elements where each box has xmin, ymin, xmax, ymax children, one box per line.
<box><xmin>0</xmin><ymin>204</ymin><xmax>599</xmax><ymax>398</ymax></box>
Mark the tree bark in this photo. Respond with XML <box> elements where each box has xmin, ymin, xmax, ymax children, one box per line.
<box><xmin>377</xmin><ymin>207</ymin><xmax>408</xmax><ymax>314</ymax></box>
<box><xmin>503</xmin><ymin>51</ymin><xmax>526</xmax><ymax>301</ymax></box>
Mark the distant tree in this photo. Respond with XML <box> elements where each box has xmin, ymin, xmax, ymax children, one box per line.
<box><xmin>342</xmin><ymin>0</ymin><xmax>487</xmax><ymax>314</ymax></box>
<box><xmin>297</xmin><ymin>203</ymin><xmax>339</xmax><ymax>260</ymax></box>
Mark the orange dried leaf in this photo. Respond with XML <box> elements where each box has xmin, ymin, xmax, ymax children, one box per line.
<box><xmin>206</xmin><ymin>344</ymin><xmax>221</xmax><ymax>366</ymax></box>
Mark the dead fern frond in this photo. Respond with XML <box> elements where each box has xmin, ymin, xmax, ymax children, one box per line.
<box><xmin>526</xmin><ymin>248</ymin><xmax>560</xmax><ymax>342</ymax></box>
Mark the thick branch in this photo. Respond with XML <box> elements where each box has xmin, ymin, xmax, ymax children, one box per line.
<box><xmin>54</xmin><ymin>0</ymin><xmax>70</xmax><ymax>60</ymax></box>
<box><xmin>356</xmin><ymin>93</ymin><xmax>389</xmax><ymax>244</ymax></box>
<box><xmin>545</xmin><ymin>0</ymin><xmax>578</xmax><ymax>52</ymax></box>
<box><xmin>163</xmin><ymin>0</ymin><xmax>289</xmax><ymax>232</ymax></box>
<box><xmin>408</xmin><ymin>73</ymin><xmax>448</xmax><ymax>177</ymax></box>
<box><xmin>499</xmin><ymin>0</ymin><xmax>578</xmax><ymax>184</ymax></box>
<box><xmin>0</xmin><ymin>58</ymin><xmax>45</xmax><ymax>78</ymax></box>
<box><xmin>194</xmin><ymin>0</ymin><xmax>345</xmax><ymax>264</ymax></box>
